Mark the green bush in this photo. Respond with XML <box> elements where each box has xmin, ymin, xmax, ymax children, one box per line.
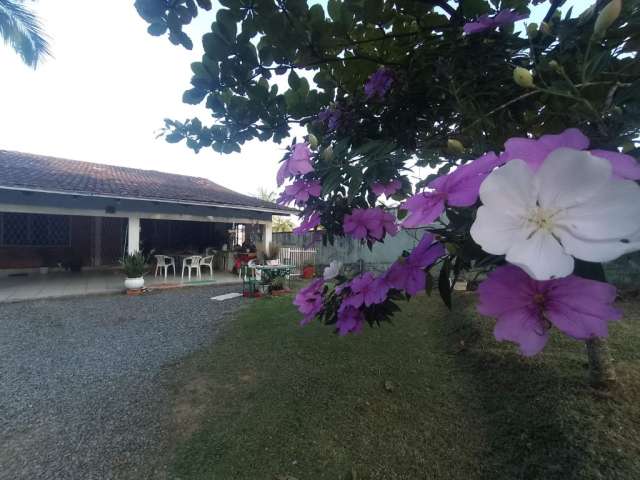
<box><xmin>120</xmin><ymin>252</ymin><xmax>147</xmax><ymax>278</ymax></box>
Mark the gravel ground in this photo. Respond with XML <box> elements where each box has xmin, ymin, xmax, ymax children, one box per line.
<box><xmin>0</xmin><ymin>286</ymin><xmax>246</xmax><ymax>480</ymax></box>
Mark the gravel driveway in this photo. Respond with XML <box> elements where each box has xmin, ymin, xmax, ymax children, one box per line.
<box><xmin>0</xmin><ymin>286</ymin><xmax>246</xmax><ymax>480</ymax></box>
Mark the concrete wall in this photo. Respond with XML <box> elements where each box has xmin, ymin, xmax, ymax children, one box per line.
<box><xmin>604</xmin><ymin>252</ymin><xmax>640</xmax><ymax>288</ymax></box>
<box><xmin>274</xmin><ymin>231</ymin><xmax>640</xmax><ymax>288</ymax></box>
<box><xmin>273</xmin><ymin>229</ymin><xmax>428</xmax><ymax>273</ymax></box>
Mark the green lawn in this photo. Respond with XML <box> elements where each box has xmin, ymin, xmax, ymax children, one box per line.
<box><xmin>168</xmin><ymin>289</ymin><xmax>640</xmax><ymax>480</ymax></box>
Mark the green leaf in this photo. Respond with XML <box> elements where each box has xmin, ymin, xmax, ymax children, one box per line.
<box><xmin>438</xmin><ymin>257</ymin><xmax>452</xmax><ymax>310</ymax></box>
<box><xmin>216</xmin><ymin>9</ymin><xmax>237</xmax><ymax>42</ymax></box>
<box><xmin>191</xmin><ymin>62</ymin><xmax>211</xmax><ymax>79</ymax></box>
<box><xmin>196</xmin><ymin>0</ymin><xmax>212</xmax><ymax>10</ymax></box>
<box><xmin>288</xmin><ymin>70</ymin><xmax>301</xmax><ymax>89</ymax></box>
<box><xmin>147</xmin><ymin>22</ymin><xmax>167</xmax><ymax>36</ymax></box>
<box><xmin>165</xmin><ymin>131</ymin><xmax>184</xmax><ymax>143</ymax></box>
<box><xmin>183</xmin><ymin>87</ymin><xmax>207</xmax><ymax>104</ymax></box>
<box><xmin>460</xmin><ymin>0</ymin><xmax>491</xmax><ymax>18</ymax></box>
<box><xmin>206</xmin><ymin>94</ymin><xmax>226</xmax><ymax>113</ymax></box>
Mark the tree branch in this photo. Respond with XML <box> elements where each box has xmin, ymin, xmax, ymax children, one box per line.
<box><xmin>415</xmin><ymin>0</ymin><xmax>461</xmax><ymax>23</ymax></box>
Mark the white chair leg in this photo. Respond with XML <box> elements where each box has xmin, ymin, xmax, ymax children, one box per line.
<box><xmin>164</xmin><ymin>266</ymin><xmax>167</xmax><ymax>281</ymax></box>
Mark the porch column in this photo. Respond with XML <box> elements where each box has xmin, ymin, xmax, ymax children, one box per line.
<box><xmin>127</xmin><ymin>215</ymin><xmax>140</xmax><ymax>255</ymax></box>
<box><xmin>93</xmin><ymin>217</ymin><xmax>102</xmax><ymax>266</ymax></box>
<box><xmin>263</xmin><ymin>221</ymin><xmax>272</xmax><ymax>253</ymax></box>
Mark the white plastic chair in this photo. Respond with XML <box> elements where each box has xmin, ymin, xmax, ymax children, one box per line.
<box><xmin>154</xmin><ymin>255</ymin><xmax>175</xmax><ymax>280</ymax></box>
<box><xmin>199</xmin><ymin>255</ymin><xmax>215</xmax><ymax>279</ymax></box>
<box><xmin>181</xmin><ymin>255</ymin><xmax>202</xmax><ymax>281</ymax></box>
<box><xmin>248</xmin><ymin>259</ymin><xmax>262</xmax><ymax>282</ymax></box>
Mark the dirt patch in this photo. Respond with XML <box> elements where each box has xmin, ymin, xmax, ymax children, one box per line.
<box><xmin>172</xmin><ymin>376</ymin><xmax>214</xmax><ymax>441</ymax></box>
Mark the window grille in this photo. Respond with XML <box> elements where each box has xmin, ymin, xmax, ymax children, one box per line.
<box><xmin>0</xmin><ymin>213</ymin><xmax>70</xmax><ymax>246</ymax></box>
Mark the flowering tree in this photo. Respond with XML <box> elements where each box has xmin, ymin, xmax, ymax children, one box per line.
<box><xmin>137</xmin><ymin>0</ymin><xmax>640</xmax><ymax>387</ymax></box>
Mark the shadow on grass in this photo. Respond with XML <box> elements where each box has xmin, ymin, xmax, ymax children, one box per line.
<box><xmin>444</xmin><ymin>294</ymin><xmax>640</xmax><ymax>480</ymax></box>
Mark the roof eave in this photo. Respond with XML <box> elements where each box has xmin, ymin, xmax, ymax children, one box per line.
<box><xmin>0</xmin><ymin>185</ymin><xmax>293</xmax><ymax>216</ymax></box>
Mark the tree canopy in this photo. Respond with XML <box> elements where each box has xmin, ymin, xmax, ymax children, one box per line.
<box><xmin>137</xmin><ymin>0</ymin><xmax>640</xmax><ymax>374</ymax></box>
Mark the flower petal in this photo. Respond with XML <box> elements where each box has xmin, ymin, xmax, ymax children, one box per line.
<box><xmin>554</xmin><ymin>178</ymin><xmax>640</xmax><ymax>241</ymax></box>
<box><xmin>539</xmin><ymin>128</ymin><xmax>590</xmax><ymax>152</ymax></box>
<box><xmin>446</xmin><ymin>174</ymin><xmax>485</xmax><ymax>207</ymax></box>
<box><xmin>545</xmin><ymin>276</ymin><xmax>620</xmax><ymax>339</ymax></box>
<box><xmin>591</xmin><ymin>150</ymin><xmax>640</xmax><ymax>181</ymax></box>
<box><xmin>494</xmin><ymin>309</ymin><xmax>550</xmax><ymax>356</ymax></box>
<box><xmin>401</xmin><ymin>193</ymin><xmax>445</xmax><ymax>227</ymax></box>
<box><xmin>506</xmin><ymin>229</ymin><xmax>574</xmax><ymax>280</ymax></box>
<box><xmin>554</xmin><ymin>231</ymin><xmax>637</xmax><ymax>263</ymax></box>
<box><xmin>535</xmin><ymin>149</ymin><xmax>612</xmax><ymax>210</ymax></box>
<box><xmin>502</xmin><ymin>129</ymin><xmax>589</xmax><ymax>171</ymax></box>
<box><xmin>470</xmin><ymin>206</ymin><xmax>529</xmax><ymax>256</ymax></box>
<box><xmin>477</xmin><ymin>265</ymin><xmax>535</xmax><ymax>317</ymax></box>
<box><xmin>478</xmin><ymin>159</ymin><xmax>536</xmax><ymax>214</ymax></box>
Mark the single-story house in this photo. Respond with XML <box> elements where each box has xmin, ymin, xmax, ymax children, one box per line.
<box><xmin>0</xmin><ymin>150</ymin><xmax>291</xmax><ymax>275</ymax></box>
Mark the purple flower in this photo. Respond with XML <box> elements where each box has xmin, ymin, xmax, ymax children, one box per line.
<box><xmin>364</xmin><ymin>68</ymin><xmax>395</xmax><ymax>99</ymax></box>
<box><xmin>342</xmin><ymin>272</ymin><xmax>390</xmax><ymax>308</ymax></box>
<box><xmin>463</xmin><ymin>9</ymin><xmax>528</xmax><ymax>34</ymax></box>
<box><xmin>477</xmin><ymin>265</ymin><xmax>621</xmax><ymax>356</ymax></box>
<box><xmin>502</xmin><ymin>128</ymin><xmax>640</xmax><ymax>180</ymax></box>
<box><xmin>336</xmin><ymin>304</ymin><xmax>365</xmax><ymax>336</ymax></box>
<box><xmin>402</xmin><ymin>152</ymin><xmax>502</xmax><ymax>227</ymax></box>
<box><xmin>385</xmin><ymin>233</ymin><xmax>445</xmax><ymax>295</ymax></box>
<box><xmin>371</xmin><ymin>179</ymin><xmax>401</xmax><ymax>198</ymax></box>
<box><xmin>319</xmin><ymin>107</ymin><xmax>343</xmax><ymax>131</ymax></box>
<box><xmin>343</xmin><ymin>208</ymin><xmax>398</xmax><ymax>242</ymax></box>
<box><xmin>293</xmin><ymin>211</ymin><xmax>321</xmax><ymax>235</ymax></box>
<box><xmin>278</xmin><ymin>179</ymin><xmax>322</xmax><ymax>206</ymax></box>
<box><xmin>294</xmin><ymin>278</ymin><xmax>325</xmax><ymax>325</ymax></box>
<box><xmin>276</xmin><ymin>142</ymin><xmax>314</xmax><ymax>186</ymax></box>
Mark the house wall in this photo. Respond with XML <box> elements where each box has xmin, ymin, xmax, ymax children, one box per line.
<box><xmin>0</xmin><ymin>188</ymin><xmax>277</xmax><ymax>271</ymax></box>
<box><xmin>0</xmin><ymin>215</ymin><xmax>94</xmax><ymax>269</ymax></box>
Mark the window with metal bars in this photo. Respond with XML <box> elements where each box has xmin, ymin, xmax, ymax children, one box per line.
<box><xmin>0</xmin><ymin>213</ymin><xmax>71</xmax><ymax>246</ymax></box>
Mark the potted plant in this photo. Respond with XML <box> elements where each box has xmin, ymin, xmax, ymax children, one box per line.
<box><xmin>302</xmin><ymin>261</ymin><xmax>316</xmax><ymax>279</ymax></box>
<box><xmin>120</xmin><ymin>252</ymin><xmax>147</xmax><ymax>292</ymax></box>
<box><xmin>269</xmin><ymin>276</ymin><xmax>289</xmax><ymax>296</ymax></box>
<box><xmin>265</xmin><ymin>244</ymin><xmax>281</xmax><ymax>266</ymax></box>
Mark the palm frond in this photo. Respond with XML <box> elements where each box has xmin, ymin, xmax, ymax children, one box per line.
<box><xmin>0</xmin><ymin>0</ymin><xmax>51</xmax><ymax>68</ymax></box>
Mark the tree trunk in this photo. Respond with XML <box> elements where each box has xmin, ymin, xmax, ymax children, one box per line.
<box><xmin>585</xmin><ymin>338</ymin><xmax>617</xmax><ymax>388</ymax></box>
<box><xmin>574</xmin><ymin>260</ymin><xmax>617</xmax><ymax>389</ymax></box>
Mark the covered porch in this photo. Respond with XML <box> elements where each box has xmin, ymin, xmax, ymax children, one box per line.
<box><xmin>0</xmin><ymin>268</ymin><xmax>242</xmax><ymax>303</ymax></box>
<box><xmin>0</xmin><ymin>187</ymin><xmax>283</xmax><ymax>300</ymax></box>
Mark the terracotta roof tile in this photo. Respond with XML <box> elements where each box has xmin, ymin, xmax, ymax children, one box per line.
<box><xmin>0</xmin><ymin>150</ymin><xmax>291</xmax><ymax>213</ymax></box>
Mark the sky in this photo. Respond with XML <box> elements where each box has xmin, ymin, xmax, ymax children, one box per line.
<box><xmin>0</xmin><ymin>0</ymin><xmax>592</xmax><ymax>200</ymax></box>
<box><xmin>0</xmin><ymin>1</ymin><xmax>291</xmax><ymax>199</ymax></box>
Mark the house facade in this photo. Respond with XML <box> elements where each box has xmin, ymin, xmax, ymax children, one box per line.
<box><xmin>0</xmin><ymin>150</ymin><xmax>290</xmax><ymax>274</ymax></box>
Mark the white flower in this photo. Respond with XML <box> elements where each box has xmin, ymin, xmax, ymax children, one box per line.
<box><xmin>470</xmin><ymin>148</ymin><xmax>640</xmax><ymax>280</ymax></box>
<box><xmin>323</xmin><ymin>260</ymin><xmax>342</xmax><ymax>280</ymax></box>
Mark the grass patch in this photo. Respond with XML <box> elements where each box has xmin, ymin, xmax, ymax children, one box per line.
<box><xmin>168</xmin><ymin>290</ymin><xmax>640</xmax><ymax>480</ymax></box>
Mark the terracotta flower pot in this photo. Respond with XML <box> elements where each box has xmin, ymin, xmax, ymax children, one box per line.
<box><xmin>302</xmin><ymin>266</ymin><xmax>315</xmax><ymax>279</ymax></box>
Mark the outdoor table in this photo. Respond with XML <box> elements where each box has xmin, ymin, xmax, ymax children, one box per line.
<box><xmin>253</xmin><ymin>264</ymin><xmax>295</xmax><ymax>287</ymax></box>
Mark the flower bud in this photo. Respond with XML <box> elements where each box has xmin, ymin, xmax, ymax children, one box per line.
<box><xmin>548</xmin><ymin>60</ymin><xmax>563</xmax><ymax>73</ymax></box>
<box><xmin>447</xmin><ymin>139</ymin><xmax>465</xmax><ymax>154</ymax></box>
<box><xmin>321</xmin><ymin>145</ymin><xmax>333</xmax><ymax>161</ymax></box>
<box><xmin>622</xmin><ymin>141</ymin><xmax>636</xmax><ymax>153</ymax></box>
<box><xmin>513</xmin><ymin>67</ymin><xmax>535</xmax><ymax>88</ymax></box>
<box><xmin>594</xmin><ymin>0</ymin><xmax>622</xmax><ymax>35</ymax></box>
<box><xmin>307</xmin><ymin>133</ymin><xmax>318</xmax><ymax>149</ymax></box>
<box><xmin>526</xmin><ymin>23</ymin><xmax>538</xmax><ymax>38</ymax></box>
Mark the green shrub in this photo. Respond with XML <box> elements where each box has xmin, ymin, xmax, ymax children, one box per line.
<box><xmin>120</xmin><ymin>252</ymin><xmax>147</xmax><ymax>278</ymax></box>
